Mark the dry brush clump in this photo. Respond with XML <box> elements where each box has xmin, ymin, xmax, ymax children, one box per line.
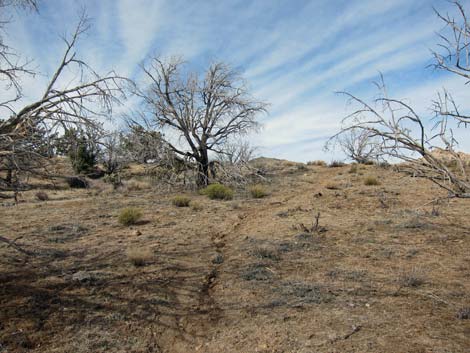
<box><xmin>328</xmin><ymin>160</ymin><xmax>345</xmax><ymax>168</ymax></box>
<box><xmin>398</xmin><ymin>268</ymin><xmax>426</xmax><ymax>288</ymax></box>
<box><xmin>307</xmin><ymin>160</ymin><xmax>327</xmax><ymax>167</ymax></box>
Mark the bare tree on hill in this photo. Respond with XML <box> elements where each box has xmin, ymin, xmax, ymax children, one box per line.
<box><xmin>137</xmin><ymin>57</ymin><xmax>267</xmax><ymax>187</ymax></box>
<box><xmin>329</xmin><ymin>1</ymin><xmax>470</xmax><ymax>198</ymax></box>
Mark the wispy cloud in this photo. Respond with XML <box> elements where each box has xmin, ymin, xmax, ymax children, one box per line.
<box><xmin>2</xmin><ymin>0</ymin><xmax>469</xmax><ymax>161</ymax></box>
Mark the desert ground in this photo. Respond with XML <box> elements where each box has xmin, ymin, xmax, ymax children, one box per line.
<box><xmin>1</xmin><ymin>159</ymin><xmax>469</xmax><ymax>353</ymax></box>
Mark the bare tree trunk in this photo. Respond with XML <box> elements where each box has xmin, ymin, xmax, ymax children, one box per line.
<box><xmin>196</xmin><ymin>149</ymin><xmax>210</xmax><ymax>187</ymax></box>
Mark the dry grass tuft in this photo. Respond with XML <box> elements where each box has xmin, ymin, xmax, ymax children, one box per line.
<box><xmin>349</xmin><ymin>164</ymin><xmax>358</xmax><ymax>173</ymax></box>
<box><xmin>201</xmin><ymin>183</ymin><xmax>234</xmax><ymax>200</ymax></box>
<box><xmin>118</xmin><ymin>207</ymin><xmax>143</xmax><ymax>226</ymax></box>
<box><xmin>190</xmin><ymin>201</ymin><xmax>203</xmax><ymax>211</ymax></box>
<box><xmin>249</xmin><ymin>184</ymin><xmax>268</xmax><ymax>198</ymax></box>
<box><xmin>172</xmin><ymin>195</ymin><xmax>191</xmax><ymax>207</ymax></box>
<box><xmin>325</xmin><ymin>183</ymin><xmax>341</xmax><ymax>190</ymax></box>
<box><xmin>398</xmin><ymin>268</ymin><xmax>426</xmax><ymax>288</ymax></box>
<box><xmin>307</xmin><ymin>160</ymin><xmax>327</xmax><ymax>166</ymax></box>
<box><xmin>126</xmin><ymin>248</ymin><xmax>153</xmax><ymax>266</ymax></box>
<box><xmin>364</xmin><ymin>176</ymin><xmax>380</xmax><ymax>186</ymax></box>
<box><xmin>125</xmin><ymin>179</ymin><xmax>151</xmax><ymax>191</ymax></box>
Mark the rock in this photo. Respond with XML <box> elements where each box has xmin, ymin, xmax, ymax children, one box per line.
<box><xmin>212</xmin><ymin>253</ymin><xmax>224</xmax><ymax>264</ymax></box>
<box><xmin>72</xmin><ymin>271</ymin><xmax>94</xmax><ymax>283</ymax></box>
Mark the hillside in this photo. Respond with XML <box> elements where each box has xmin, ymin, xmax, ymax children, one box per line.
<box><xmin>0</xmin><ymin>160</ymin><xmax>469</xmax><ymax>352</ymax></box>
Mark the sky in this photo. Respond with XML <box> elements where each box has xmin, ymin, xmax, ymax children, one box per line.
<box><xmin>2</xmin><ymin>0</ymin><xmax>470</xmax><ymax>162</ymax></box>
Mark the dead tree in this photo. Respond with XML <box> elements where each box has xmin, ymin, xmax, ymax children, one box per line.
<box><xmin>330</xmin><ymin>2</ymin><xmax>470</xmax><ymax>199</ymax></box>
<box><xmin>432</xmin><ymin>1</ymin><xmax>470</xmax><ymax>127</ymax></box>
<box><xmin>217</xmin><ymin>138</ymin><xmax>257</xmax><ymax>165</ymax></box>
<box><xmin>138</xmin><ymin>57</ymin><xmax>267</xmax><ymax>186</ymax></box>
<box><xmin>0</xmin><ymin>13</ymin><xmax>128</xmax><ymax>194</ymax></box>
<box><xmin>332</xmin><ymin>76</ymin><xmax>470</xmax><ymax>198</ymax></box>
<box><xmin>326</xmin><ymin>127</ymin><xmax>379</xmax><ymax>164</ymax></box>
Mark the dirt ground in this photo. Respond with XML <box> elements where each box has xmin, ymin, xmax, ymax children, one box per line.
<box><xmin>1</xmin><ymin>160</ymin><xmax>469</xmax><ymax>352</ymax></box>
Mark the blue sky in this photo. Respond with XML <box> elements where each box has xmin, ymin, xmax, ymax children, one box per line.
<box><xmin>3</xmin><ymin>0</ymin><xmax>470</xmax><ymax>161</ymax></box>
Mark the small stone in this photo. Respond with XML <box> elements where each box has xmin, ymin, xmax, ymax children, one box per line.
<box><xmin>72</xmin><ymin>271</ymin><xmax>94</xmax><ymax>283</ymax></box>
<box><xmin>212</xmin><ymin>254</ymin><xmax>224</xmax><ymax>264</ymax></box>
<box><xmin>134</xmin><ymin>230</ymin><xmax>142</xmax><ymax>236</ymax></box>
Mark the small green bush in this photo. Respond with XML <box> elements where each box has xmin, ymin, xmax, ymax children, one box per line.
<box><xmin>249</xmin><ymin>184</ymin><xmax>268</xmax><ymax>198</ymax></box>
<box><xmin>364</xmin><ymin>176</ymin><xmax>380</xmax><ymax>186</ymax></box>
<box><xmin>173</xmin><ymin>195</ymin><xmax>191</xmax><ymax>207</ymax></box>
<box><xmin>201</xmin><ymin>183</ymin><xmax>234</xmax><ymax>200</ymax></box>
<box><xmin>118</xmin><ymin>207</ymin><xmax>143</xmax><ymax>226</ymax></box>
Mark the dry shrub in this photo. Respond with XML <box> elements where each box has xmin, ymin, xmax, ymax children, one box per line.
<box><xmin>125</xmin><ymin>179</ymin><xmax>151</xmax><ymax>191</ymax></box>
<box><xmin>307</xmin><ymin>160</ymin><xmax>327</xmax><ymax>166</ymax></box>
<box><xmin>201</xmin><ymin>183</ymin><xmax>234</xmax><ymax>200</ymax></box>
<box><xmin>173</xmin><ymin>195</ymin><xmax>191</xmax><ymax>207</ymax></box>
<box><xmin>364</xmin><ymin>176</ymin><xmax>380</xmax><ymax>186</ymax></box>
<box><xmin>325</xmin><ymin>183</ymin><xmax>340</xmax><ymax>190</ymax></box>
<box><xmin>398</xmin><ymin>268</ymin><xmax>426</xmax><ymax>288</ymax></box>
<box><xmin>249</xmin><ymin>184</ymin><xmax>268</xmax><ymax>198</ymax></box>
<box><xmin>349</xmin><ymin>164</ymin><xmax>358</xmax><ymax>173</ymax></box>
<box><xmin>328</xmin><ymin>160</ymin><xmax>345</xmax><ymax>168</ymax></box>
<box><xmin>456</xmin><ymin>307</ymin><xmax>470</xmax><ymax>320</ymax></box>
<box><xmin>190</xmin><ymin>201</ymin><xmax>203</xmax><ymax>211</ymax></box>
<box><xmin>35</xmin><ymin>191</ymin><xmax>49</xmax><ymax>201</ymax></box>
<box><xmin>127</xmin><ymin>248</ymin><xmax>153</xmax><ymax>266</ymax></box>
<box><xmin>118</xmin><ymin>207</ymin><xmax>143</xmax><ymax>226</ymax></box>
<box><xmin>66</xmin><ymin>176</ymin><xmax>89</xmax><ymax>188</ymax></box>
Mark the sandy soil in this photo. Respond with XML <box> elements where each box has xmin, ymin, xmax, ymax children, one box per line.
<box><xmin>1</xmin><ymin>160</ymin><xmax>469</xmax><ymax>352</ymax></box>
